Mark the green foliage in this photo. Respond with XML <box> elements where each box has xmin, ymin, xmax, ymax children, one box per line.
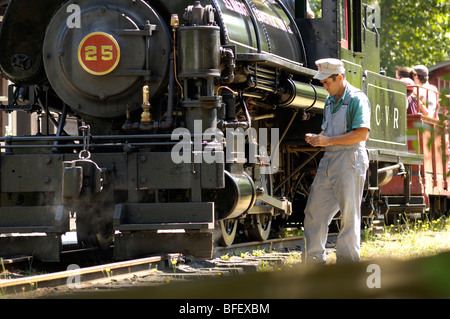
<box><xmin>377</xmin><ymin>0</ymin><xmax>450</xmax><ymax>77</ymax></box>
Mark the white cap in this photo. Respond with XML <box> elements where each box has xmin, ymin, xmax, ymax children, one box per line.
<box><xmin>313</xmin><ymin>58</ymin><xmax>346</xmax><ymax>80</ymax></box>
<box><xmin>413</xmin><ymin>65</ymin><xmax>429</xmax><ymax>77</ymax></box>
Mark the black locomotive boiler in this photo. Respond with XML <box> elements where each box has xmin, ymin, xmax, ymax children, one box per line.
<box><xmin>0</xmin><ymin>0</ymin><xmax>429</xmax><ymax>261</ymax></box>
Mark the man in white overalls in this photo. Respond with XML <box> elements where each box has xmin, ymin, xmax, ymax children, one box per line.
<box><xmin>304</xmin><ymin>58</ymin><xmax>370</xmax><ymax>263</ymax></box>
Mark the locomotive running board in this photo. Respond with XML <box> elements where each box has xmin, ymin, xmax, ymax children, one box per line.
<box><xmin>0</xmin><ymin>205</ymin><xmax>68</xmax><ymax>262</ymax></box>
<box><xmin>113</xmin><ymin>202</ymin><xmax>215</xmax><ymax>260</ymax></box>
<box><xmin>113</xmin><ymin>231</ymin><xmax>213</xmax><ymax>261</ymax></box>
<box><xmin>0</xmin><ymin>235</ymin><xmax>61</xmax><ymax>262</ymax></box>
<box><xmin>113</xmin><ymin>202</ymin><xmax>215</xmax><ymax>231</ymax></box>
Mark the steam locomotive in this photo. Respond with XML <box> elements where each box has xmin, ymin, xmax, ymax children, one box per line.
<box><xmin>0</xmin><ymin>0</ymin><xmax>445</xmax><ymax>262</ymax></box>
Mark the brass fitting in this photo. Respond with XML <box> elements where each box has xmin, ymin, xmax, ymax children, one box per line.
<box><xmin>140</xmin><ymin>85</ymin><xmax>151</xmax><ymax>122</ymax></box>
<box><xmin>170</xmin><ymin>14</ymin><xmax>179</xmax><ymax>28</ymax></box>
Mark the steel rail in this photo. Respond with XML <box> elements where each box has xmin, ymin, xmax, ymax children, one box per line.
<box><xmin>213</xmin><ymin>233</ymin><xmax>338</xmax><ymax>258</ymax></box>
<box><xmin>214</xmin><ymin>235</ymin><xmax>306</xmax><ymax>258</ymax></box>
<box><xmin>0</xmin><ymin>253</ymin><xmax>180</xmax><ymax>296</ymax></box>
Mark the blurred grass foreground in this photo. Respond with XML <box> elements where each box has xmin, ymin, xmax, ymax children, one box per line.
<box><xmin>64</xmin><ymin>216</ymin><xmax>450</xmax><ymax>299</ymax></box>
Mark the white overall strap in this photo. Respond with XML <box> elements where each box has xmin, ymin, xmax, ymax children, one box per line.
<box><xmin>325</xmin><ymin>89</ymin><xmax>366</xmax><ymax>152</ymax></box>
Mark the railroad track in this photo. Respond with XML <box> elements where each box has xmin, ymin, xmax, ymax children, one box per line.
<box><xmin>0</xmin><ymin>235</ymin><xmax>314</xmax><ymax>298</ymax></box>
<box><xmin>0</xmin><ymin>253</ymin><xmax>181</xmax><ymax>296</ymax></box>
<box><xmin>0</xmin><ymin>215</ymin><xmax>399</xmax><ymax>298</ymax></box>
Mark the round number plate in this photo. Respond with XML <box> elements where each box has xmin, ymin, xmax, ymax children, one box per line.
<box><xmin>78</xmin><ymin>32</ymin><xmax>120</xmax><ymax>75</ymax></box>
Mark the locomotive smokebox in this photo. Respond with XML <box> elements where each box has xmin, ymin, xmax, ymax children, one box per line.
<box><xmin>42</xmin><ymin>0</ymin><xmax>171</xmax><ymax>123</ymax></box>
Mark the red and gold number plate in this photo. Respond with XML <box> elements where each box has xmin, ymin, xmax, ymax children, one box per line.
<box><xmin>78</xmin><ymin>32</ymin><xmax>120</xmax><ymax>75</ymax></box>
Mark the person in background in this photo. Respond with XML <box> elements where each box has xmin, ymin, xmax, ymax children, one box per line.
<box><xmin>399</xmin><ymin>77</ymin><xmax>419</xmax><ymax>115</ymax></box>
<box><xmin>413</xmin><ymin>65</ymin><xmax>440</xmax><ymax>119</ymax></box>
<box><xmin>396</xmin><ymin>66</ymin><xmax>429</xmax><ymax>116</ymax></box>
<box><xmin>304</xmin><ymin>58</ymin><xmax>370</xmax><ymax>264</ymax></box>
<box><xmin>306</xmin><ymin>0</ymin><xmax>315</xmax><ymax>18</ymax></box>
<box><xmin>395</xmin><ymin>66</ymin><xmax>415</xmax><ymax>81</ymax></box>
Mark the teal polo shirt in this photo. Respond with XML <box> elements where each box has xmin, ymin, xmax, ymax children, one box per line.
<box><xmin>322</xmin><ymin>82</ymin><xmax>371</xmax><ymax>133</ymax></box>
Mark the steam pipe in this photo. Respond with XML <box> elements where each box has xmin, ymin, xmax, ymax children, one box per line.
<box><xmin>157</xmin><ymin>56</ymin><xmax>175</xmax><ymax>130</ymax></box>
<box><xmin>377</xmin><ymin>163</ymin><xmax>404</xmax><ymax>174</ymax></box>
<box><xmin>220</xmin><ymin>47</ymin><xmax>235</xmax><ymax>84</ymax></box>
<box><xmin>52</xmin><ymin>103</ymin><xmax>69</xmax><ymax>152</ymax></box>
<box><xmin>239</xmin><ymin>91</ymin><xmax>252</xmax><ymax>129</ymax></box>
<box><xmin>278</xmin><ymin>79</ymin><xmax>327</xmax><ymax>111</ymax></box>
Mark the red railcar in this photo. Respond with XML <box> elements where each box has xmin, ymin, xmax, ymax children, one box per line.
<box><xmin>380</xmin><ymin>111</ymin><xmax>450</xmax><ymax>220</ymax></box>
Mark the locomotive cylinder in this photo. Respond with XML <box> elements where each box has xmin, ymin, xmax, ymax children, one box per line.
<box><xmin>279</xmin><ymin>79</ymin><xmax>328</xmax><ymax>111</ymax></box>
<box><xmin>215</xmin><ymin>169</ymin><xmax>257</xmax><ymax>220</ymax></box>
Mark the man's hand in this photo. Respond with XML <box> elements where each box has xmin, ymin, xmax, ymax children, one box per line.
<box><xmin>305</xmin><ymin>127</ymin><xmax>369</xmax><ymax>147</ymax></box>
<box><xmin>305</xmin><ymin>133</ymin><xmax>329</xmax><ymax>147</ymax></box>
